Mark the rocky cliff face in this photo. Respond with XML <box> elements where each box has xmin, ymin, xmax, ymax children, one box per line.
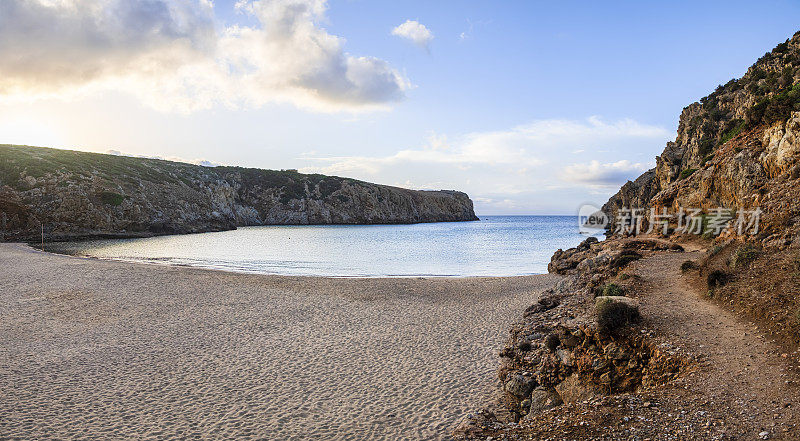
<box><xmin>0</xmin><ymin>145</ymin><xmax>478</xmax><ymax>241</ymax></box>
<box><xmin>604</xmin><ymin>31</ymin><xmax>800</xmax><ymax>246</ymax></box>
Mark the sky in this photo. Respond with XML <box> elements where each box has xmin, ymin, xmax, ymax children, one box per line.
<box><xmin>1</xmin><ymin>0</ymin><xmax>799</xmax><ymax>215</ymax></box>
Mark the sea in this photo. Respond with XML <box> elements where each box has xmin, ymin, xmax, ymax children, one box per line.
<box><xmin>46</xmin><ymin>215</ymin><xmax>602</xmax><ymax>277</ymax></box>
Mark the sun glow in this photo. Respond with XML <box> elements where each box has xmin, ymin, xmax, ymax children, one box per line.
<box><xmin>0</xmin><ymin>117</ymin><xmax>66</xmax><ymax>148</ymax></box>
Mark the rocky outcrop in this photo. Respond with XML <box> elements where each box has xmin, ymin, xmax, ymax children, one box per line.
<box><xmin>604</xmin><ymin>31</ymin><xmax>800</xmax><ymax>244</ymax></box>
<box><xmin>457</xmin><ymin>30</ymin><xmax>800</xmax><ymax>440</ymax></box>
<box><xmin>0</xmin><ymin>145</ymin><xmax>478</xmax><ymax>241</ymax></box>
<box><xmin>454</xmin><ymin>238</ymin><xmax>690</xmax><ymax>438</ymax></box>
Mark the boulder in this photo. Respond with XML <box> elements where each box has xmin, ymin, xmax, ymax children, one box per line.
<box><xmin>504</xmin><ymin>373</ymin><xmax>535</xmax><ymax>399</ymax></box>
<box><xmin>525</xmin><ymin>387</ymin><xmax>563</xmax><ymax>416</ymax></box>
<box><xmin>554</xmin><ymin>373</ymin><xmax>599</xmax><ymax>404</ymax></box>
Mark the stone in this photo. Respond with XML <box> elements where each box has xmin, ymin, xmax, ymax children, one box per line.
<box><xmin>603</xmin><ymin>342</ymin><xmax>629</xmax><ymax>360</ymax></box>
<box><xmin>504</xmin><ymin>373</ymin><xmax>535</xmax><ymax>399</ymax></box>
<box><xmin>524</xmin><ymin>387</ymin><xmax>563</xmax><ymax>416</ymax></box>
<box><xmin>556</xmin><ymin>348</ymin><xmax>575</xmax><ymax>367</ymax></box>
<box><xmin>554</xmin><ymin>373</ymin><xmax>598</xmax><ymax>404</ymax></box>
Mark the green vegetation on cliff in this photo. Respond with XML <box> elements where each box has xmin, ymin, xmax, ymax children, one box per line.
<box><xmin>0</xmin><ymin>145</ymin><xmax>478</xmax><ymax>241</ymax></box>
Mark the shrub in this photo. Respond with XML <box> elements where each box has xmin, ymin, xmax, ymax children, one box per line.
<box><xmin>680</xmin><ymin>260</ymin><xmax>698</xmax><ymax>272</ymax></box>
<box><xmin>679</xmin><ymin>168</ymin><xmax>698</xmax><ymax>180</ymax></box>
<box><xmin>709</xmin><ymin>244</ymin><xmax>725</xmax><ymax>257</ymax></box>
<box><xmin>718</xmin><ymin>119</ymin><xmax>745</xmax><ymax>146</ymax></box>
<box><xmin>99</xmin><ymin>191</ymin><xmax>125</xmax><ymax>206</ymax></box>
<box><xmin>544</xmin><ymin>334</ymin><xmax>560</xmax><ymax>351</ymax></box>
<box><xmin>611</xmin><ymin>252</ymin><xmax>642</xmax><ymax>269</ymax></box>
<box><xmin>731</xmin><ymin>244</ymin><xmax>760</xmax><ymax>269</ymax></box>
<box><xmin>745</xmin><ymin>83</ymin><xmax>800</xmax><ymax>127</ymax></box>
<box><xmin>707</xmin><ymin>270</ymin><xmax>728</xmax><ymax>288</ymax></box>
<box><xmin>595</xmin><ymin>283</ymin><xmax>624</xmax><ymax>297</ymax></box>
<box><xmin>698</xmin><ymin>138</ymin><xmax>715</xmax><ymax>158</ymax></box>
<box><xmin>596</xmin><ymin>297</ymin><xmax>640</xmax><ymax>333</ymax></box>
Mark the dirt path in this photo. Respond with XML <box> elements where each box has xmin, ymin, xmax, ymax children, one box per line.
<box><xmin>630</xmin><ymin>249</ymin><xmax>800</xmax><ymax>439</ymax></box>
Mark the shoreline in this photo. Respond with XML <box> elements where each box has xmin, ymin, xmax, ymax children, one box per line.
<box><xmin>30</xmin><ymin>242</ymin><xmax>549</xmax><ymax>279</ymax></box>
<box><xmin>0</xmin><ymin>242</ymin><xmax>559</xmax><ymax>440</ymax></box>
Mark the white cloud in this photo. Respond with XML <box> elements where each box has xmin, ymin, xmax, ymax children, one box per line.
<box><xmin>298</xmin><ymin>117</ymin><xmax>668</xmax><ymax>213</ymax></box>
<box><xmin>562</xmin><ymin>160</ymin><xmax>650</xmax><ymax>187</ymax></box>
<box><xmin>106</xmin><ymin>149</ymin><xmax>220</xmax><ymax>167</ymax></box>
<box><xmin>0</xmin><ymin>0</ymin><xmax>409</xmax><ymax>113</ymax></box>
<box><xmin>391</xmin><ymin>20</ymin><xmax>433</xmax><ymax>49</ymax></box>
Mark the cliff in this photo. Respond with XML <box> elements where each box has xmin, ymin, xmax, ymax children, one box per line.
<box><xmin>0</xmin><ymin>145</ymin><xmax>478</xmax><ymax>241</ymax></box>
<box><xmin>604</xmin><ymin>31</ymin><xmax>800</xmax><ymax>246</ymax></box>
<box><xmin>455</xmin><ymin>30</ymin><xmax>800</xmax><ymax>440</ymax></box>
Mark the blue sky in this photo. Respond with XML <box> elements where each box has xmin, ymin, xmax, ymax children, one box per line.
<box><xmin>1</xmin><ymin>0</ymin><xmax>799</xmax><ymax>214</ymax></box>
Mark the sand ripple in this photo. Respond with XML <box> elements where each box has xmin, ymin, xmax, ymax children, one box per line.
<box><xmin>0</xmin><ymin>244</ymin><xmax>557</xmax><ymax>440</ymax></box>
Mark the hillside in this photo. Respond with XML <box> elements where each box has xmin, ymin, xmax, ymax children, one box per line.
<box><xmin>455</xmin><ymin>30</ymin><xmax>800</xmax><ymax>440</ymax></box>
<box><xmin>602</xmin><ymin>30</ymin><xmax>800</xmax><ymax>344</ymax></box>
<box><xmin>604</xmin><ymin>31</ymin><xmax>800</xmax><ymax>246</ymax></box>
<box><xmin>0</xmin><ymin>145</ymin><xmax>478</xmax><ymax>241</ymax></box>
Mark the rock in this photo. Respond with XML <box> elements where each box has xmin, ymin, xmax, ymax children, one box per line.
<box><xmin>760</xmin><ymin>430</ymin><xmax>770</xmax><ymax>439</ymax></box>
<box><xmin>504</xmin><ymin>373</ymin><xmax>535</xmax><ymax>399</ymax></box>
<box><xmin>525</xmin><ymin>387</ymin><xmax>563</xmax><ymax>416</ymax></box>
<box><xmin>0</xmin><ymin>145</ymin><xmax>479</xmax><ymax>241</ymax></box>
<box><xmin>556</xmin><ymin>349</ymin><xmax>575</xmax><ymax>367</ymax></box>
<box><xmin>554</xmin><ymin>373</ymin><xmax>598</xmax><ymax>404</ymax></box>
<box><xmin>603</xmin><ymin>342</ymin><xmax>629</xmax><ymax>360</ymax></box>
<box><xmin>544</xmin><ymin>334</ymin><xmax>560</xmax><ymax>351</ymax></box>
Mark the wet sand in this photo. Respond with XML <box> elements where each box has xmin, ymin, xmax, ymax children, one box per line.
<box><xmin>0</xmin><ymin>243</ymin><xmax>559</xmax><ymax>440</ymax></box>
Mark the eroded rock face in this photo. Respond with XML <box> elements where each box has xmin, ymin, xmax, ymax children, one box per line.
<box><xmin>0</xmin><ymin>145</ymin><xmax>478</xmax><ymax>241</ymax></box>
<box><xmin>761</xmin><ymin>112</ymin><xmax>800</xmax><ymax>177</ymax></box>
<box><xmin>603</xmin><ymin>32</ymin><xmax>800</xmax><ymax>242</ymax></box>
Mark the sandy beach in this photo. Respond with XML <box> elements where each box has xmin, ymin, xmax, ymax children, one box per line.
<box><xmin>0</xmin><ymin>243</ymin><xmax>558</xmax><ymax>440</ymax></box>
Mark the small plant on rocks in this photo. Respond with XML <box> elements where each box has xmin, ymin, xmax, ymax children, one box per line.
<box><xmin>680</xmin><ymin>260</ymin><xmax>698</xmax><ymax>272</ymax></box>
<box><xmin>709</xmin><ymin>244</ymin><xmax>725</xmax><ymax>257</ymax></box>
<box><xmin>731</xmin><ymin>244</ymin><xmax>760</xmax><ymax>269</ymax></box>
<box><xmin>600</xmin><ymin>283</ymin><xmax>624</xmax><ymax>297</ymax></box>
<box><xmin>596</xmin><ymin>297</ymin><xmax>640</xmax><ymax>333</ymax></box>
<box><xmin>707</xmin><ymin>270</ymin><xmax>728</xmax><ymax>288</ymax></box>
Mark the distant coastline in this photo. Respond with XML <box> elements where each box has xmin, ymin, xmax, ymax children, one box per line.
<box><xmin>0</xmin><ymin>144</ymin><xmax>478</xmax><ymax>243</ymax></box>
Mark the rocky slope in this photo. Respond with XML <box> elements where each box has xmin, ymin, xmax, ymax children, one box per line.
<box><xmin>601</xmin><ymin>29</ymin><xmax>800</xmax><ymax>349</ymax></box>
<box><xmin>455</xmin><ymin>30</ymin><xmax>800</xmax><ymax>440</ymax></box>
<box><xmin>0</xmin><ymin>145</ymin><xmax>478</xmax><ymax>241</ymax></box>
<box><xmin>604</xmin><ymin>31</ymin><xmax>800</xmax><ymax>246</ymax></box>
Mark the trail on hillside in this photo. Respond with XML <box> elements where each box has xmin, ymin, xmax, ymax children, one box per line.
<box><xmin>629</xmin><ymin>248</ymin><xmax>800</xmax><ymax>439</ymax></box>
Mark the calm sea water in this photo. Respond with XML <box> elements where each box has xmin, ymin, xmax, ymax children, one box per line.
<box><xmin>46</xmin><ymin>216</ymin><xmax>601</xmax><ymax>277</ymax></box>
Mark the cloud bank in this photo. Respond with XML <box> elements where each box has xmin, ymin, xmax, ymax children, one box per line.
<box><xmin>562</xmin><ymin>160</ymin><xmax>650</xmax><ymax>186</ymax></box>
<box><xmin>391</xmin><ymin>20</ymin><xmax>433</xmax><ymax>48</ymax></box>
<box><xmin>299</xmin><ymin>117</ymin><xmax>669</xmax><ymax>214</ymax></box>
<box><xmin>0</xmin><ymin>0</ymin><xmax>409</xmax><ymax>112</ymax></box>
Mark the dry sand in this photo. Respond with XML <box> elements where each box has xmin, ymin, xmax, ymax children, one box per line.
<box><xmin>0</xmin><ymin>243</ymin><xmax>558</xmax><ymax>440</ymax></box>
